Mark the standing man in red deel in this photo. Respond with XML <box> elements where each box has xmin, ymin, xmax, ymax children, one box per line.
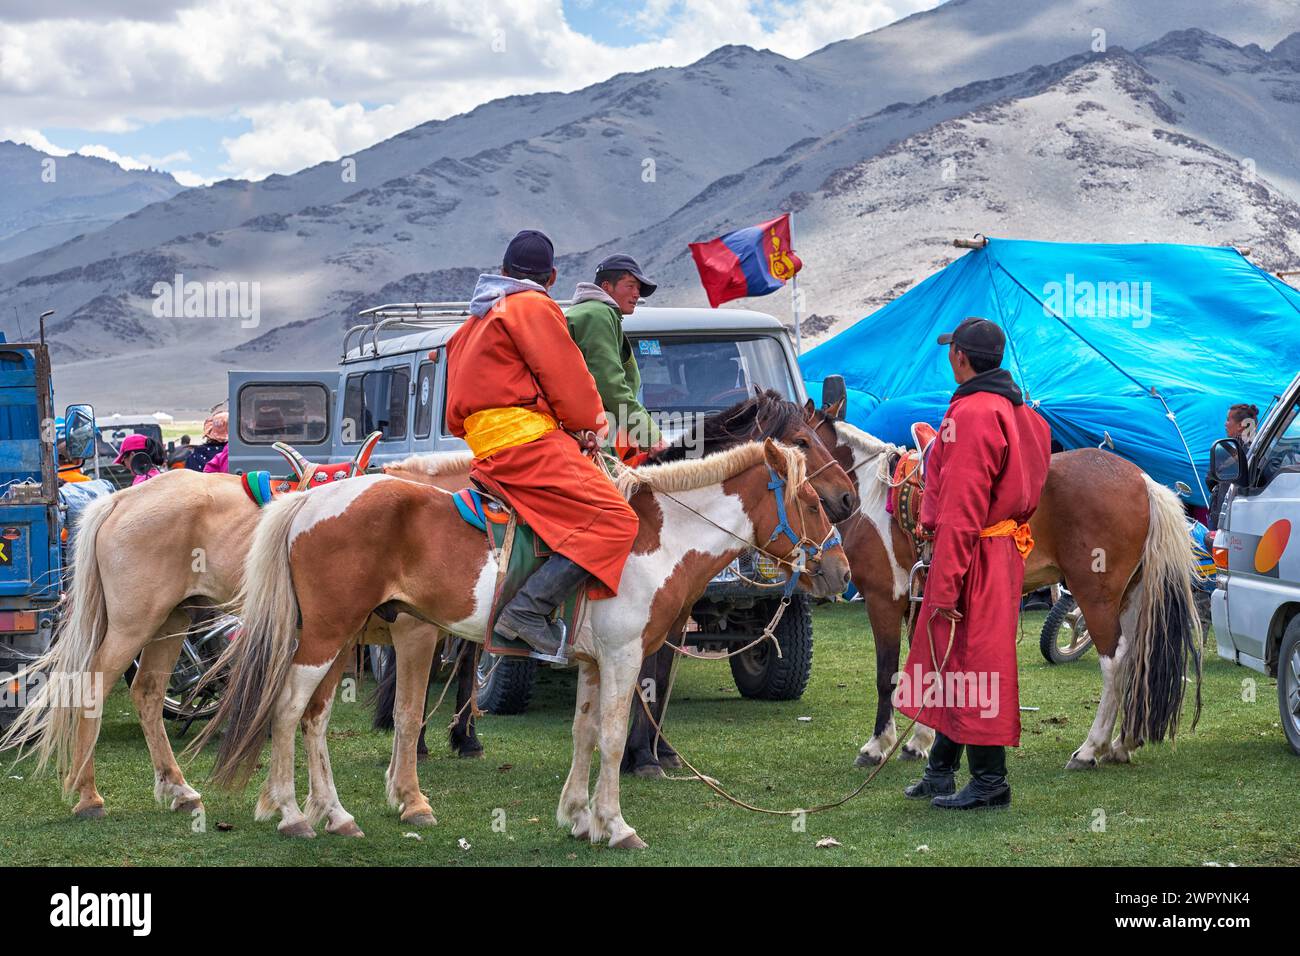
<box><xmin>895</xmin><ymin>317</ymin><xmax>1052</xmax><ymax>809</ymax></box>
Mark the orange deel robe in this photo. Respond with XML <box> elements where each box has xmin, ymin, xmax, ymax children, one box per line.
<box><xmin>445</xmin><ymin>289</ymin><xmax>638</xmax><ymax>595</ymax></box>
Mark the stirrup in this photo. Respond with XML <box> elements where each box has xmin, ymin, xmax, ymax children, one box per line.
<box><xmin>527</xmin><ymin>618</ymin><xmax>570</xmax><ymax>665</ymax></box>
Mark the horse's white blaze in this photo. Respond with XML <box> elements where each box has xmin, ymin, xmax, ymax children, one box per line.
<box><xmin>833</xmin><ymin>421</ymin><xmax>908</xmax><ymax>599</ymax></box>
<box><xmin>289</xmin><ymin>473</ymin><xmax>396</xmax><ymax>546</ymax></box>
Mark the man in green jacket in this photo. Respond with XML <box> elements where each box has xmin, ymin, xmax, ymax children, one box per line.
<box><xmin>566</xmin><ymin>254</ymin><xmax>665</xmax><ymax>461</ymax></box>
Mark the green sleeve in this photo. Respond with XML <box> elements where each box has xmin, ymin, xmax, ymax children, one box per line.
<box><xmin>567</xmin><ymin>304</ymin><xmax>660</xmax><ymax>445</ymax></box>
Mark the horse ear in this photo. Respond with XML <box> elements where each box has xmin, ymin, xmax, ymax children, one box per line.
<box><xmin>827</xmin><ymin>397</ymin><xmax>846</xmax><ymax>421</ymax></box>
<box><xmin>351</xmin><ymin>431</ymin><xmax>383</xmax><ymax>475</ymax></box>
<box><xmin>272</xmin><ymin>441</ymin><xmax>309</xmax><ymax>480</ymax></box>
<box><xmin>762</xmin><ymin>436</ymin><xmax>786</xmax><ymax>475</ymax></box>
<box><xmin>803</xmin><ymin>397</ymin><xmax>816</xmax><ymax>419</ymax></box>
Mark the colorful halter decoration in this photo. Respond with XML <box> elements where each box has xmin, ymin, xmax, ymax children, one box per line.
<box><xmin>240</xmin><ymin>431</ymin><xmax>383</xmax><ymax>507</ymax></box>
<box><xmin>765</xmin><ymin>465</ymin><xmax>842</xmax><ymax>597</ymax></box>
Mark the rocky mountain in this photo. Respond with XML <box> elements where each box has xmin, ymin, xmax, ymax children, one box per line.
<box><xmin>0</xmin><ymin>142</ymin><xmax>184</xmax><ymax>265</ymax></box>
<box><xmin>4</xmin><ymin>0</ymin><xmax>1298</xmax><ymax>413</ymax></box>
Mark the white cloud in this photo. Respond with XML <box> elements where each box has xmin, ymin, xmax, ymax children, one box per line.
<box><xmin>1</xmin><ymin>0</ymin><xmax>941</xmax><ymax>181</ymax></box>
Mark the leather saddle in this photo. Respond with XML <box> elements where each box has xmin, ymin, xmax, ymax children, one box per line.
<box><xmin>888</xmin><ymin>422</ymin><xmax>938</xmax><ymax>544</ymax></box>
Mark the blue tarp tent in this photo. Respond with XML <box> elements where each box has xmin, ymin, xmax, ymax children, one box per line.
<box><xmin>802</xmin><ymin>238</ymin><xmax>1300</xmax><ymax>507</ymax></box>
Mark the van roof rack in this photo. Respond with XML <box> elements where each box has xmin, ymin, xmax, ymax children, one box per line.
<box><xmin>345</xmin><ymin>299</ymin><xmax>577</xmax><ymax>360</ymax></box>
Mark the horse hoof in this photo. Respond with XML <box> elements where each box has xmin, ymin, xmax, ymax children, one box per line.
<box><xmin>633</xmin><ymin>763</ymin><xmax>666</xmax><ymax>779</ymax></box>
<box><xmin>174</xmin><ymin>797</ymin><xmax>203</xmax><ymax>815</ymax></box>
<box><xmin>611</xmin><ymin>832</ymin><xmax>648</xmax><ymax>850</ymax></box>
<box><xmin>854</xmin><ymin>751</ymin><xmax>882</xmax><ymax>768</ymax></box>
<box><xmin>899</xmin><ymin>745</ymin><xmax>924</xmax><ymax>761</ymax></box>
<box><xmin>457</xmin><ymin>747</ymin><xmax>484</xmax><ymax>760</ymax></box>
<box><xmin>73</xmin><ymin>804</ymin><xmax>106</xmax><ymax>820</ymax></box>
<box><xmin>402</xmin><ymin>812</ymin><xmax>436</xmax><ymax>827</ymax></box>
<box><xmin>327</xmin><ymin>820</ymin><xmax>365</xmax><ymax>838</ymax></box>
<box><xmin>1065</xmin><ymin>755</ymin><xmax>1098</xmax><ymax>771</ymax></box>
<box><xmin>657</xmin><ymin>753</ymin><xmax>683</xmax><ymax>769</ymax></box>
<box><xmin>279</xmin><ymin>820</ymin><xmax>317</xmax><ymax>838</ymax></box>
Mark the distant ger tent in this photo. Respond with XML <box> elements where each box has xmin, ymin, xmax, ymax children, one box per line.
<box><xmin>801</xmin><ymin>238</ymin><xmax>1300</xmax><ymax>506</ymax></box>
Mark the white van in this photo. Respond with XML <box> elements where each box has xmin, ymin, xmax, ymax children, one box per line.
<box><xmin>1209</xmin><ymin>370</ymin><xmax>1300</xmax><ymax>755</ymax></box>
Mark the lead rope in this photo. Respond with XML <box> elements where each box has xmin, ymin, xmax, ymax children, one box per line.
<box><xmin>636</xmin><ymin>615</ymin><xmax>955</xmax><ymax>814</ymax></box>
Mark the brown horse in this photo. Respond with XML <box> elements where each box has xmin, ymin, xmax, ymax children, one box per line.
<box><xmin>194</xmin><ymin>439</ymin><xmax>850</xmax><ymax>847</ymax></box>
<box><xmin>808</xmin><ymin>404</ymin><xmax>1201</xmax><ymax>769</ymax></box>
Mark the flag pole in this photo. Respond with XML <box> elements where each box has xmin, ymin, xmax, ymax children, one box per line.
<box><xmin>790</xmin><ymin>211</ymin><xmax>801</xmax><ymax>355</ymax></box>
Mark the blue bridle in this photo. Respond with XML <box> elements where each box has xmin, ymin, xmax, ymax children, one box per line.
<box><xmin>765</xmin><ymin>466</ymin><xmax>843</xmax><ymax>597</ymax></box>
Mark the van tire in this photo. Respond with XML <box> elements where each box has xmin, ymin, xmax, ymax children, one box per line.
<box><xmin>730</xmin><ymin>593</ymin><xmax>813</xmax><ymax>700</ymax></box>
<box><xmin>1278</xmin><ymin>619</ymin><xmax>1300</xmax><ymax>756</ymax></box>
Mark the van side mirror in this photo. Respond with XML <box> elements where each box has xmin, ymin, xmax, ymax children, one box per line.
<box><xmin>1209</xmin><ymin>437</ymin><xmax>1246</xmax><ymax>485</ymax></box>
<box><xmin>64</xmin><ymin>403</ymin><xmax>97</xmax><ymax>460</ymax></box>
<box><xmin>822</xmin><ymin>375</ymin><xmax>847</xmax><ymax>421</ymax></box>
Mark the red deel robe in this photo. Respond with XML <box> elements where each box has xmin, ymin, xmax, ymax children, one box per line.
<box><xmin>894</xmin><ymin>390</ymin><xmax>1052</xmax><ymax>746</ymax></box>
<box><xmin>445</xmin><ymin>288</ymin><xmax>638</xmax><ymax>595</ymax></box>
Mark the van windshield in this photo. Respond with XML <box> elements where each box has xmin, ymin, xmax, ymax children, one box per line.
<box><xmin>628</xmin><ymin>334</ymin><xmax>796</xmax><ymax>414</ymax></box>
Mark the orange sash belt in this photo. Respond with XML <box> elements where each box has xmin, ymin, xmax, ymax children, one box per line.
<box><xmin>980</xmin><ymin>519</ymin><xmax>1034</xmax><ymax>559</ymax></box>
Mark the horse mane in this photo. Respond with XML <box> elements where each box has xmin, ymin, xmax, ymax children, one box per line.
<box><xmin>385</xmin><ymin>450</ymin><xmax>473</xmax><ymax>477</ymax></box>
<box><xmin>647</xmin><ymin>389</ymin><xmax>805</xmax><ymax>463</ymax></box>
<box><xmin>615</xmin><ymin>440</ymin><xmax>806</xmax><ymax>509</ymax></box>
<box><xmin>831</xmin><ymin>419</ymin><xmax>899</xmax><ymax>461</ymax></box>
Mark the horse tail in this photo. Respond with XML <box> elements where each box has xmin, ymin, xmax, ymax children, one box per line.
<box><xmin>189</xmin><ymin>491</ymin><xmax>312</xmax><ymax>788</ymax></box>
<box><xmin>369</xmin><ymin>645</ymin><xmax>397</xmax><ymax>731</ymax></box>
<box><xmin>1</xmin><ymin>491</ymin><xmax>119</xmax><ymax>785</ymax></box>
<box><xmin>1121</xmin><ymin>475</ymin><xmax>1203</xmax><ymax>745</ymax></box>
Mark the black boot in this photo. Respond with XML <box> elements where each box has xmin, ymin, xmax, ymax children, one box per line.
<box><xmin>933</xmin><ymin>744</ymin><xmax>1010</xmax><ymax>810</ymax></box>
<box><xmin>903</xmin><ymin>732</ymin><xmax>963</xmax><ymax>799</ymax></box>
<box><xmin>493</xmin><ymin>554</ymin><xmax>589</xmax><ymax>660</ymax></box>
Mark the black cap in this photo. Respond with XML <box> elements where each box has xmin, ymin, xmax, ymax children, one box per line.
<box><xmin>503</xmin><ymin>229</ymin><xmax>555</xmax><ymax>274</ymax></box>
<box><xmin>937</xmin><ymin>316</ymin><xmax>1005</xmax><ymax>361</ymax></box>
<box><xmin>596</xmin><ymin>253</ymin><xmax>656</xmax><ymax>297</ymax></box>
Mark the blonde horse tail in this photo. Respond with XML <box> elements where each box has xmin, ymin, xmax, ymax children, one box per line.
<box><xmin>1121</xmin><ymin>475</ymin><xmax>1203</xmax><ymax>745</ymax></box>
<box><xmin>188</xmin><ymin>491</ymin><xmax>312</xmax><ymax>788</ymax></box>
<box><xmin>1</xmin><ymin>492</ymin><xmax>119</xmax><ymax>786</ymax></box>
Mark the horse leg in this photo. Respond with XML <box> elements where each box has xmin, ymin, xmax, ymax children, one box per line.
<box><xmin>621</xmin><ymin>645</ymin><xmax>667</xmax><ymax>778</ymax></box>
<box><xmin>301</xmin><ymin>651</ymin><xmax>364</xmax><ymax>836</ymax></box>
<box><xmin>590</xmin><ymin>644</ymin><xmax>647</xmax><ymax>849</ymax></box>
<box><xmin>856</xmin><ymin>592</ymin><xmax>907</xmax><ymax>766</ymax></box>
<box><xmin>903</xmin><ymin>722</ymin><xmax>936</xmax><ymax>761</ymax></box>
<box><xmin>386</xmin><ymin>622</ymin><xmax>437</xmax><ymax>825</ymax></box>
<box><xmin>66</xmin><ymin>625</ymin><xmax>152</xmax><ymax>818</ymax></box>
<box><xmin>1105</xmin><ymin>602</ymin><xmax>1142</xmax><ymax>764</ymax></box>
<box><xmin>1066</xmin><ymin>596</ymin><xmax>1129</xmax><ymax>770</ymax></box>
<box><xmin>131</xmin><ymin>623</ymin><xmax>203</xmax><ymax>814</ymax></box>
<box><xmin>650</xmin><ymin>642</ymin><xmax>681</xmax><ymax>768</ymax></box>
<box><xmin>449</xmin><ymin>640</ymin><xmax>483</xmax><ymax>758</ymax></box>
<box><xmin>557</xmin><ymin>658</ymin><xmax>601</xmax><ymax>840</ymax></box>
<box><xmin>255</xmin><ymin>655</ymin><xmax>338</xmax><ymax>837</ymax></box>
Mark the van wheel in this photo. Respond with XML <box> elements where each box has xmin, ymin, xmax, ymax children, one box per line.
<box><xmin>1279</xmin><ymin>619</ymin><xmax>1300</xmax><ymax>756</ymax></box>
<box><xmin>730</xmin><ymin>593</ymin><xmax>813</xmax><ymax>700</ymax></box>
<box><xmin>476</xmin><ymin>652</ymin><xmax>537</xmax><ymax>715</ymax></box>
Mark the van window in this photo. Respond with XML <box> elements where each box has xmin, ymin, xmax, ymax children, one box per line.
<box><xmin>343</xmin><ymin>366</ymin><xmax>411</xmax><ymax>442</ymax></box>
<box><xmin>238</xmin><ymin>384</ymin><xmax>329</xmax><ymax>445</ymax></box>
<box><xmin>629</xmin><ymin>335</ymin><xmax>796</xmax><ymax>412</ymax></box>
<box><xmin>413</xmin><ymin>362</ymin><xmax>437</xmax><ymax>439</ymax></box>
<box><xmin>1257</xmin><ymin>400</ymin><xmax>1300</xmax><ymax>486</ymax></box>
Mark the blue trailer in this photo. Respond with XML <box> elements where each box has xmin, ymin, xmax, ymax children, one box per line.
<box><xmin>0</xmin><ymin>322</ymin><xmax>98</xmax><ymax>726</ymax></box>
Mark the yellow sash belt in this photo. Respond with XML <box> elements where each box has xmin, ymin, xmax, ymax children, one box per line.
<box><xmin>980</xmin><ymin>519</ymin><xmax>1034</xmax><ymax>559</ymax></box>
<box><xmin>464</xmin><ymin>406</ymin><xmax>557</xmax><ymax>459</ymax></box>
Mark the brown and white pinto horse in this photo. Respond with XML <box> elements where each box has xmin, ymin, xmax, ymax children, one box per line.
<box><xmin>808</xmin><ymin>407</ymin><xmax>1201</xmax><ymax>769</ymax></box>
<box><xmin>194</xmin><ymin>439</ymin><xmax>850</xmax><ymax>848</ymax></box>
<box><xmin>0</xmin><ymin>451</ymin><xmax>470</xmax><ymax>820</ymax></box>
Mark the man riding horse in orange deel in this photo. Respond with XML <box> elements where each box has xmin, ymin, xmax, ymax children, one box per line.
<box><xmin>444</xmin><ymin>229</ymin><xmax>639</xmax><ymax>662</ymax></box>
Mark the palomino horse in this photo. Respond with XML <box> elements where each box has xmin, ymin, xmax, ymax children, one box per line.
<box><xmin>368</xmin><ymin>391</ymin><xmax>860</xmax><ymax>774</ymax></box>
<box><xmin>807</xmin><ymin>406</ymin><xmax>1201</xmax><ymax>769</ymax></box>
<box><xmin>193</xmin><ymin>439</ymin><xmax>851</xmax><ymax>848</ymax></box>
<box><xmin>0</xmin><ymin>450</ymin><xmax>471</xmax><ymax>820</ymax></box>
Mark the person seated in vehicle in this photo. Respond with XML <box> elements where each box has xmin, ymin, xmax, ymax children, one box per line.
<box><xmin>445</xmin><ymin>229</ymin><xmax>640</xmax><ymax>659</ymax></box>
<box><xmin>185</xmin><ymin>410</ymin><xmax>228</xmax><ymax>472</ymax></box>
<box><xmin>1207</xmin><ymin>402</ymin><xmax>1259</xmax><ymax>530</ymax></box>
<box><xmin>565</xmin><ymin>254</ymin><xmax>666</xmax><ymax>463</ymax></box>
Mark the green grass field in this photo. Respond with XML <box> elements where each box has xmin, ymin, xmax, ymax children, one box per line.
<box><xmin>1</xmin><ymin>605</ymin><xmax>1294</xmax><ymax>866</ymax></box>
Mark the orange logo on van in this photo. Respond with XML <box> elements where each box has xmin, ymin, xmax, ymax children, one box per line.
<box><xmin>1254</xmin><ymin>519</ymin><xmax>1291</xmax><ymax>574</ymax></box>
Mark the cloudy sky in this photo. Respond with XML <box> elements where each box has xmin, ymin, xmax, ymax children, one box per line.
<box><xmin>0</xmin><ymin>0</ymin><xmax>940</xmax><ymax>187</ymax></box>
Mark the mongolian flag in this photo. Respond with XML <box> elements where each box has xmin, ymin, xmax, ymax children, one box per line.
<box><xmin>688</xmin><ymin>213</ymin><xmax>803</xmax><ymax>308</ymax></box>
